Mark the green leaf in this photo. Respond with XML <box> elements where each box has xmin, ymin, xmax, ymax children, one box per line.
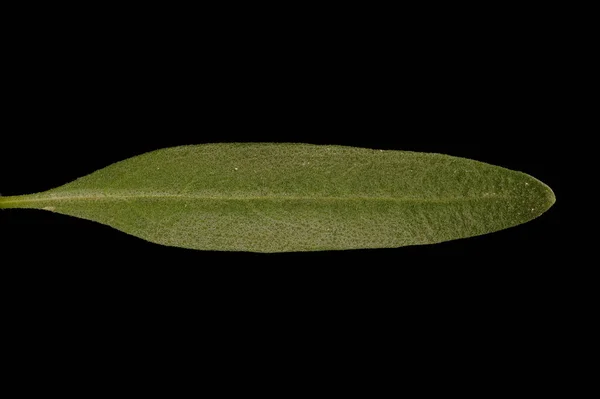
<box><xmin>0</xmin><ymin>143</ymin><xmax>555</xmax><ymax>252</ymax></box>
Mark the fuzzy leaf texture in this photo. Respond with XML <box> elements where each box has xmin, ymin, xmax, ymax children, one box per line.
<box><xmin>0</xmin><ymin>143</ymin><xmax>555</xmax><ymax>252</ymax></box>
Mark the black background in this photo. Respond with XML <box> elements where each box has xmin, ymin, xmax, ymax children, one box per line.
<box><xmin>0</xmin><ymin>4</ymin><xmax>569</xmax><ymax>387</ymax></box>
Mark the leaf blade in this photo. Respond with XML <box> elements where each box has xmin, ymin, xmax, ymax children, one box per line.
<box><xmin>1</xmin><ymin>143</ymin><xmax>555</xmax><ymax>252</ymax></box>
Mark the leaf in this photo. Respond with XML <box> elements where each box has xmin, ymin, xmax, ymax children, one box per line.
<box><xmin>0</xmin><ymin>143</ymin><xmax>555</xmax><ymax>252</ymax></box>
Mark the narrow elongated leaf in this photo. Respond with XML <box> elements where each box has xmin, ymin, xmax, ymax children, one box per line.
<box><xmin>0</xmin><ymin>143</ymin><xmax>555</xmax><ymax>252</ymax></box>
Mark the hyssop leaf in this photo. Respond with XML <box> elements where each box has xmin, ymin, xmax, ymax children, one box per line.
<box><xmin>0</xmin><ymin>143</ymin><xmax>555</xmax><ymax>252</ymax></box>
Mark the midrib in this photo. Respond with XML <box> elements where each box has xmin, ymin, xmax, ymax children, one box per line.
<box><xmin>0</xmin><ymin>192</ymin><xmax>512</xmax><ymax>206</ymax></box>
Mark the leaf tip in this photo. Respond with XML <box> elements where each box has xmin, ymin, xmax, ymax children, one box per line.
<box><xmin>545</xmin><ymin>184</ymin><xmax>556</xmax><ymax>209</ymax></box>
<box><xmin>529</xmin><ymin>176</ymin><xmax>556</xmax><ymax>218</ymax></box>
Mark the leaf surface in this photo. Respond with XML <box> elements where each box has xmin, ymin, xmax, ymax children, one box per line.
<box><xmin>0</xmin><ymin>143</ymin><xmax>555</xmax><ymax>252</ymax></box>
